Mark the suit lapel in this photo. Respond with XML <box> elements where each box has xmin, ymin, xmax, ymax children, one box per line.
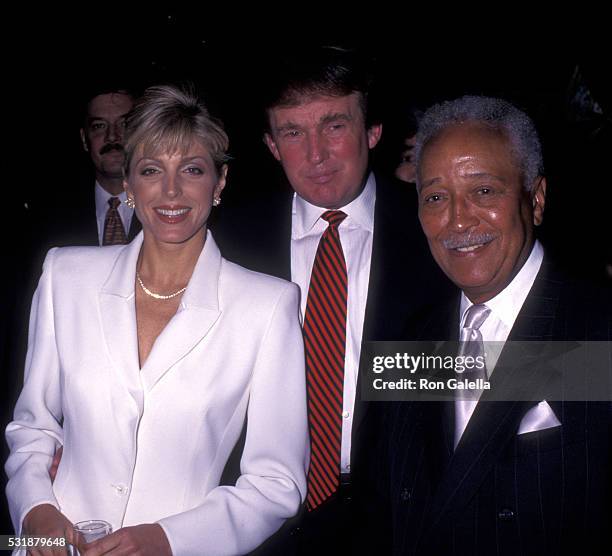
<box><xmin>99</xmin><ymin>235</ymin><xmax>145</xmax><ymax>411</ymax></box>
<box><xmin>355</xmin><ymin>176</ymin><xmax>433</xmax><ymax>439</ymax></box>
<box><xmin>99</xmin><ymin>231</ymin><xmax>223</xmax><ymax>402</ymax></box>
<box><xmin>261</xmin><ymin>190</ymin><xmax>292</xmax><ymax>281</ymax></box>
<box><xmin>422</xmin><ymin>260</ymin><xmax>565</xmax><ymax>539</ymax></box>
<box><xmin>84</xmin><ymin>202</ymin><xmax>100</xmax><ymax>245</ymax></box>
<box><xmin>67</xmin><ymin>190</ymin><xmax>99</xmax><ymax>246</ymax></box>
<box><xmin>139</xmin><ymin>231</ymin><xmax>222</xmax><ymax>391</ymax></box>
<box><xmin>507</xmin><ymin>260</ymin><xmax>561</xmax><ymax>342</ymax></box>
<box><xmin>418</xmin><ymin>300</ymin><xmax>460</xmax><ymax>486</ymax></box>
<box><xmin>363</xmin><ymin>175</ymin><xmax>421</xmax><ymax>341</ymax></box>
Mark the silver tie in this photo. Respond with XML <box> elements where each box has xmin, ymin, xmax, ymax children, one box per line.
<box><xmin>459</xmin><ymin>303</ymin><xmax>491</xmax><ymax>375</ymax></box>
<box><xmin>454</xmin><ymin>303</ymin><xmax>491</xmax><ymax>447</ymax></box>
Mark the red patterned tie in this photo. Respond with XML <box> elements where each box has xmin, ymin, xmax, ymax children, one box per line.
<box><xmin>103</xmin><ymin>197</ymin><xmax>128</xmax><ymax>245</ymax></box>
<box><xmin>304</xmin><ymin>210</ymin><xmax>347</xmax><ymax>510</ymax></box>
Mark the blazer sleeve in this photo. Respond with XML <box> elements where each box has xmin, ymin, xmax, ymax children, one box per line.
<box><xmin>158</xmin><ymin>281</ymin><xmax>309</xmax><ymax>556</ymax></box>
<box><xmin>5</xmin><ymin>248</ymin><xmax>64</xmax><ymax>533</ymax></box>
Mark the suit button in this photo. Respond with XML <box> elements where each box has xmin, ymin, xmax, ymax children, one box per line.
<box><xmin>289</xmin><ymin>526</ymin><xmax>301</xmax><ymax>537</ymax></box>
<box><xmin>498</xmin><ymin>508</ymin><xmax>515</xmax><ymax>521</ymax></box>
<box><xmin>112</xmin><ymin>483</ymin><xmax>129</xmax><ymax>496</ymax></box>
<box><xmin>400</xmin><ymin>488</ymin><xmax>411</xmax><ymax>502</ymax></box>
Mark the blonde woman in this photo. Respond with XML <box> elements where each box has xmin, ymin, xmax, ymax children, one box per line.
<box><xmin>6</xmin><ymin>85</ymin><xmax>308</xmax><ymax>555</ymax></box>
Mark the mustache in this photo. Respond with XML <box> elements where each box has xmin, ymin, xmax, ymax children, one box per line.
<box><xmin>441</xmin><ymin>232</ymin><xmax>498</xmax><ymax>250</ymax></box>
<box><xmin>99</xmin><ymin>143</ymin><xmax>125</xmax><ymax>155</ymax></box>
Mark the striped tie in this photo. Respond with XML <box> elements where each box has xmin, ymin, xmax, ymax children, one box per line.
<box><xmin>303</xmin><ymin>210</ymin><xmax>347</xmax><ymax>510</ymax></box>
<box><xmin>103</xmin><ymin>197</ymin><xmax>128</xmax><ymax>246</ymax></box>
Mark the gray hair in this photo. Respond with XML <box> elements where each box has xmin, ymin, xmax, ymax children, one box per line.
<box><xmin>415</xmin><ymin>95</ymin><xmax>544</xmax><ymax>190</ymax></box>
<box><xmin>124</xmin><ymin>84</ymin><xmax>229</xmax><ymax>175</ymax></box>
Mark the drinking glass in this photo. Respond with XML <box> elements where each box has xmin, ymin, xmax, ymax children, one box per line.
<box><xmin>71</xmin><ymin>520</ymin><xmax>112</xmax><ymax>555</ymax></box>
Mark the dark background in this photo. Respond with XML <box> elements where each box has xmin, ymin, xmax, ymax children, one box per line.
<box><xmin>10</xmin><ymin>14</ymin><xmax>610</xmax><ymax>275</ymax></box>
<box><xmin>2</xmin><ymin>11</ymin><xmax>610</xmax><ymax>534</ymax></box>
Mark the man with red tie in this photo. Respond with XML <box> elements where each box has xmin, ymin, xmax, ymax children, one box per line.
<box><xmin>213</xmin><ymin>46</ymin><xmax>453</xmax><ymax>555</ymax></box>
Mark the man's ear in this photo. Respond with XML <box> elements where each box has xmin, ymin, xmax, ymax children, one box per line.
<box><xmin>80</xmin><ymin>128</ymin><xmax>89</xmax><ymax>152</ymax></box>
<box><xmin>531</xmin><ymin>176</ymin><xmax>547</xmax><ymax>226</ymax></box>
<box><xmin>263</xmin><ymin>133</ymin><xmax>281</xmax><ymax>161</ymax></box>
<box><xmin>367</xmin><ymin>123</ymin><xmax>383</xmax><ymax>149</ymax></box>
<box><xmin>123</xmin><ymin>178</ymin><xmax>131</xmax><ymax>197</ymax></box>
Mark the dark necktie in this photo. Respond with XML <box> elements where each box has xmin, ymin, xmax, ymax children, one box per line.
<box><xmin>303</xmin><ymin>210</ymin><xmax>348</xmax><ymax>510</ymax></box>
<box><xmin>103</xmin><ymin>197</ymin><xmax>128</xmax><ymax>246</ymax></box>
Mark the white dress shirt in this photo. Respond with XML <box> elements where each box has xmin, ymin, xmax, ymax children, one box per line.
<box><xmin>291</xmin><ymin>172</ymin><xmax>376</xmax><ymax>473</ymax></box>
<box><xmin>95</xmin><ymin>182</ymin><xmax>134</xmax><ymax>245</ymax></box>
<box><xmin>455</xmin><ymin>240</ymin><xmax>547</xmax><ymax>446</ymax></box>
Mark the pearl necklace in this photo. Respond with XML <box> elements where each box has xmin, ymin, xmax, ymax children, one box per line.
<box><xmin>136</xmin><ymin>272</ymin><xmax>187</xmax><ymax>300</ymax></box>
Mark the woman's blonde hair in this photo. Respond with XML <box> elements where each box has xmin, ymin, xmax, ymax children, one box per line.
<box><xmin>124</xmin><ymin>84</ymin><xmax>229</xmax><ymax>175</ymax></box>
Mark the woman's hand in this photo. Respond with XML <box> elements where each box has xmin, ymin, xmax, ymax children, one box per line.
<box><xmin>22</xmin><ymin>504</ymin><xmax>74</xmax><ymax>555</ymax></box>
<box><xmin>79</xmin><ymin>524</ymin><xmax>172</xmax><ymax>556</ymax></box>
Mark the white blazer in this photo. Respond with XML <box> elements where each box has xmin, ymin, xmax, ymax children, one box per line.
<box><xmin>5</xmin><ymin>231</ymin><xmax>309</xmax><ymax>556</ymax></box>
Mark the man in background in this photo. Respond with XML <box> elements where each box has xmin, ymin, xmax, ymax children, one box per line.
<box><xmin>40</xmin><ymin>84</ymin><xmax>141</xmax><ymax>248</ymax></box>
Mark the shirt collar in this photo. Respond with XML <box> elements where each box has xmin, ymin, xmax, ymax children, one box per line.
<box><xmin>460</xmin><ymin>240</ymin><xmax>544</xmax><ymax>328</ymax></box>
<box><xmin>291</xmin><ymin>171</ymin><xmax>376</xmax><ymax>239</ymax></box>
<box><xmin>95</xmin><ymin>181</ymin><xmax>127</xmax><ymax>218</ymax></box>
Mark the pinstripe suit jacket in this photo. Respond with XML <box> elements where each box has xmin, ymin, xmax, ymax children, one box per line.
<box><xmin>361</xmin><ymin>261</ymin><xmax>611</xmax><ymax>556</ymax></box>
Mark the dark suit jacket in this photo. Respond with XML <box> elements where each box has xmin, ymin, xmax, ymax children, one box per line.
<box><xmin>365</xmin><ymin>260</ymin><xmax>611</xmax><ymax>556</ymax></box>
<box><xmin>212</xmin><ymin>173</ymin><xmax>455</xmax><ymax>554</ymax></box>
<box><xmin>213</xmin><ymin>172</ymin><xmax>453</xmax><ymax>450</ymax></box>
<box><xmin>34</xmin><ymin>179</ymin><xmax>141</xmax><ymax>252</ymax></box>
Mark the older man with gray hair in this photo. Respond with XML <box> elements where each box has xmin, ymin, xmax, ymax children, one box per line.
<box><xmin>359</xmin><ymin>96</ymin><xmax>611</xmax><ymax>555</ymax></box>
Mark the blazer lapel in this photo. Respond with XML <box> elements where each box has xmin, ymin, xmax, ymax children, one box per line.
<box><xmin>418</xmin><ymin>300</ymin><xmax>460</xmax><ymax>486</ymax></box>
<box><xmin>260</xmin><ymin>190</ymin><xmax>292</xmax><ymax>281</ymax></box>
<box><xmin>507</xmin><ymin>260</ymin><xmax>561</xmax><ymax>342</ymax></box>
<box><xmin>139</xmin><ymin>231</ymin><xmax>222</xmax><ymax>392</ymax></box>
<box><xmin>363</xmin><ymin>175</ymin><xmax>421</xmax><ymax>342</ymax></box>
<box><xmin>353</xmin><ymin>178</ymin><xmax>408</xmax><ymax>442</ymax></box>
<box><xmin>99</xmin><ymin>233</ymin><xmax>144</xmax><ymax>411</ymax></box>
<box><xmin>355</xmin><ymin>176</ymin><xmax>440</xmax><ymax>441</ymax></box>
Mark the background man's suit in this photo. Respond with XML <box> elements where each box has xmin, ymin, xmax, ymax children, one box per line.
<box><xmin>366</xmin><ymin>261</ymin><xmax>611</xmax><ymax>555</ymax></box>
<box><xmin>34</xmin><ymin>176</ymin><xmax>141</xmax><ymax>251</ymax></box>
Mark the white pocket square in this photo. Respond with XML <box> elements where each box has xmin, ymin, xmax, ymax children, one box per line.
<box><xmin>517</xmin><ymin>401</ymin><xmax>561</xmax><ymax>435</ymax></box>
